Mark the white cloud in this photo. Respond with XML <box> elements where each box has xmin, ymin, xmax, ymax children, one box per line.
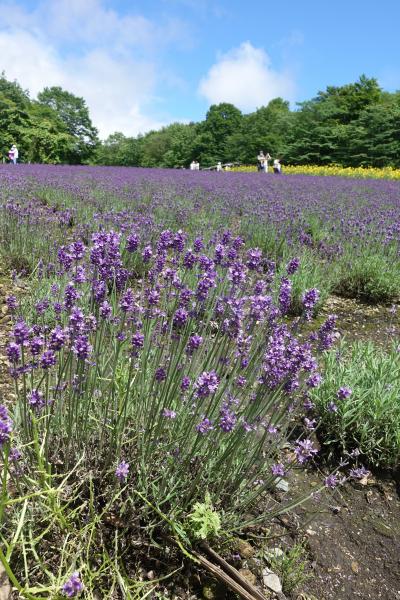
<box><xmin>199</xmin><ymin>42</ymin><xmax>296</xmax><ymax>111</ymax></box>
<box><xmin>0</xmin><ymin>0</ymin><xmax>187</xmax><ymax>137</ymax></box>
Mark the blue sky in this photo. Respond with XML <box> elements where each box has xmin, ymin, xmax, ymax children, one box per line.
<box><xmin>0</xmin><ymin>0</ymin><xmax>399</xmax><ymax>137</ymax></box>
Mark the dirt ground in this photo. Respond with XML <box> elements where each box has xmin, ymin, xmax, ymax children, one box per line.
<box><xmin>319</xmin><ymin>295</ymin><xmax>399</xmax><ymax>348</ymax></box>
<box><xmin>286</xmin><ymin>469</ymin><xmax>400</xmax><ymax>600</ymax></box>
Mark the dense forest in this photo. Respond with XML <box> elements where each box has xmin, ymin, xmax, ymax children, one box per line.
<box><xmin>1</xmin><ymin>72</ymin><xmax>399</xmax><ymax>167</ymax></box>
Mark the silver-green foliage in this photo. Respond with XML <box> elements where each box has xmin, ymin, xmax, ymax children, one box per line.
<box><xmin>312</xmin><ymin>341</ymin><xmax>400</xmax><ymax>468</ymax></box>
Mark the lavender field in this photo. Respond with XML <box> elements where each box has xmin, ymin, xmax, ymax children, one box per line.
<box><xmin>0</xmin><ymin>165</ymin><xmax>399</xmax><ymax>599</ymax></box>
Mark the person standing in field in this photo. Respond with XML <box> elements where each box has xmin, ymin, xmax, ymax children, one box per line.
<box><xmin>216</xmin><ymin>161</ymin><xmax>222</xmax><ymax>172</ymax></box>
<box><xmin>190</xmin><ymin>160</ymin><xmax>196</xmax><ymax>170</ymax></box>
<box><xmin>257</xmin><ymin>151</ymin><xmax>265</xmax><ymax>172</ymax></box>
<box><xmin>273</xmin><ymin>158</ymin><xmax>281</xmax><ymax>174</ymax></box>
<box><xmin>264</xmin><ymin>153</ymin><xmax>271</xmax><ymax>172</ymax></box>
<box><xmin>9</xmin><ymin>144</ymin><xmax>18</xmax><ymax>164</ymax></box>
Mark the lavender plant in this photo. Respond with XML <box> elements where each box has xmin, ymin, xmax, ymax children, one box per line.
<box><xmin>0</xmin><ymin>226</ymin><xmax>341</xmax><ymax>594</ymax></box>
<box><xmin>311</xmin><ymin>340</ymin><xmax>400</xmax><ymax>468</ymax></box>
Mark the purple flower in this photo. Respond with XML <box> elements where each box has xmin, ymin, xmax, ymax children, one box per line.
<box><xmin>271</xmin><ymin>463</ymin><xmax>286</xmax><ymax>477</ymax></box>
<box><xmin>193</xmin><ymin>238</ymin><xmax>204</xmax><ymax>253</ymax></box>
<box><xmin>228</xmin><ymin>261</ymin><xmax>248</xmax><ymax>286</ymax></box>
<box><xmin>142</xmin><ymin>245</ymin><xmax>153</xmax><ymax>262</ymax></box>
<box><xmin>349</xmin><ymin>466</ymin><xmax>370</xmax><ymax>479</ymax></box>
<box><xmin>302</xmin><ymin>288</ymin><xmax>320</xmax><ymax>319</ymax></box>
<box><xmin>0</xmin><ymin>405</ymin><xmax>12</xmax><ymax>447</ymax></box>
<box><xmin>219</xmin><ymin>404</ymin><xmax>237</xmax><ymax>432</ymax></box>
<box><xmin>196</xmin><ymin>417</ymin><xmax>214</xmax><ymax>434</ymax></box>
<box><xmin>69</xmin><ymin>307</ymin><xmax>85</xmax><ymax>333</ymax></box>
<box><xmin>99</xmin><ymin>300</ymin><xmax>112</xmax><ymax>320</ymax></box>
<box><xmin>6</xmin><ymin>295</ymin><xmax>18</xmax><ymax>312</ymax></box>
<box><xmin>155</xmin><ymin>367</ymin><xmax>167</xmax><ymax>382</ymax></box>
<box><xmin>304</xmin><ymin>418</ymin><xmax>317</xmax><ymax>430</ymax></box>
<box><xmin>294</xmin><ymin>439</ymin><xmax>318</xmax><ymax>464</ymax></box>
<box><xmin>64</xmin><ymin>282</ymin><xmax>80</xmax><ymax>309</ymax></box>
<box><xmin>28</xmin><ymin>390</ymin><xmax>45</xmax><ymax>410</ymax></box>
<box><xmin>120</xmin><ymin>288</ymin><xmax>135</xmax><ymax>313</ymax></box>
<box><xmin>131</xmin><ymin>331</ymin><xmax>145</xmax><ymax>350</ymax></box>
<box><xmin>162</xmin><ymin>408</ymin><xmax>177</xmax><ymax>419</ymax></box>
<box><xmin>9</xmin><ymin>447</ymin><xmax>22</xmax><ymax>461</ymax></box>
<box><xmin>69</xmin><ymin>241</ymin><xmax>86</xmax><ymax>261</ymax></box>
<box><xmin>286</xmin><ymin>257</ymin><xmax>300</xmax><ymax>275</ymax></box>
<box><xmin>235</xmin><ymin>375</ymin><xmax>246</xmax><ymax>388</ymax></box>
<box><xmin>246</xmin><ymin>247</ymin><xmax>262</xmax><ymax>270</ymax></box>
<box><xmin>173</xmin><ymin>307</ymin><xmax>188</xmax><ymax>328</ymax></box>
<box><xmin>73</xmin><ymin>265</ymin><xmax>86</xmax><ymax>284</ymax></box>
<box><xmin>181</xmin><ymin>376</ymin><xmax>191</xmax><ymax>391</ymax></box>
<box><xmin>126</xmin><ymin>233</ymin><xmax>139</xmax><ymax>252</ymax></box>
<box><xmin>72</xmin><ymin>336</ymin><xmax>92</xmax><ymax>361</ymax></box>
<box><xmin>327</xmin><ymin>401</ymin><xmax>338</xmax><ymax>413</ymax></box>
<box><xmin>173</xmin><ymin>230</ymin><xmax>186</xmax><ymax>252</ymax></box>
<box><xmin>7</xmin><ymin>342</ymin><xmax>21</xmax><ymax>363</ymax></box>
<box><xmin>115</xmin><ymin>460</ymin><xmax>130</xmax><ymax>481</ymax></box>
<box><xmin>195</xmin><ymin>371</ymin><xmax>219</xmax><ymax>398</ymax></box>
<box><xmin>49</xmin><ymin>326</ymin><xmax>68</xmax><ymax>351</ymax></box>
<box><xmin>40</xmin><ymin>350</ymin><xmax>57</xmax><ymax>369</ymax></box>
<box><xmin>318</xmin><ymin>315</ymin><xmax>337</xmax><ymax>350</ymax></box>
<box><xmin>146</xmin><ymin>289</ymin><xmax>160</xmax><ymax>306</ymax></box>
<box><xmin>187</xmin><ymin>334</ymin><xmax>203</xmax><ymax>354</ymax></box>
<box><xmin>92</xmin><ymin>280</ymin><xmax>106</xmax><ymax>303</ymax></box>
<box><xmin>337</xmin><ymin>387</ymin><xmax>352</xmax><ymax>400</ymax></box>
<box><xmin>29</xmin><ymin>336</ymin><xmax>44</xmax><ymax>355</ymax></box>
<box><xmin>183</xmin><ymin>250</ymin><xmax>196</xmax><ymax>269</ymax></box>
<box><xmin>62</xmin><ymin>571</ymin><xmax>83</xmax><ymax>597</ymax></box>
<box><xmin>324</xmin><ymin>474</ymin><xmax>339</xmax><ymax>489</ymax></box>
<box><xmin>278</xmin><ymin>277</ymin><xmax>292</xmax><ymax>315</ymax></box>
<box><xmin>13</xmin><ymin>321</ymin><xmax>30</xmax><ymax>345</ymax></box>
<box><xmin>307</xmin><ymin>373</ymin><xmax>322</xmax><ymax>388</ymax></box>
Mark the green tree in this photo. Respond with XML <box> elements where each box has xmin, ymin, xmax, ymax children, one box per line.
<box><xmin>198</xmin><ymin>103</ymin><xmax>243</xmax><ymax>165</ymax></box>
<box><xmin>37</xmin><ymin>86</ymin><xmax>99</xmax><ymax>163</ymax></box>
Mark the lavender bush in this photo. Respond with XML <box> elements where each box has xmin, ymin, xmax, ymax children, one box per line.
<box><xmin>1</xmin><ymin>225</ymin><xmax>337</xmax><ymax>596</ymax></box>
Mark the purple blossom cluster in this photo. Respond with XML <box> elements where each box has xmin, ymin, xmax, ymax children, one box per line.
<box><xmin>0</xmin><ymin>405</ymin><xmax>12</xmax><ymax>447</ymax></box>
<box><xmin>62</xmin><ymin>572</ymin><xmax>83</xmax><ymax>597</ymax></box>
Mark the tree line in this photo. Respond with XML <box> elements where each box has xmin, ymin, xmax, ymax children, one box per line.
<box><xmin>2</xmin><ymin>72</ymin><xmax>399</xmax><ymax>167</ymax></box>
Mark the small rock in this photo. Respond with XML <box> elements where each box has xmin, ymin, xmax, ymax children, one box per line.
<box><xmin>351</xmin><ymin>561</ymin><xmax>359</xmax><ymax>574</ymax></box>
<box><xmin>146</xmin><ymin>570</ymin><xmax>155</xmax><ymax>580</ymax></box>
<box><xmin>0</xmin><ymin>564</ymin><xmax>11</xmax><ymax>600</ymax></box>
<box><xmin>235</xmin><ymin>539</ymin><xmax>255</xmax><ymax>558</ymax></box>
<box><xmin>0</xmin><ymin>315</ymin><xmax>11</xmax><ymax>325</ymax></box>
<box><xmin>306</xmin><ymin>528</ymin><xmax>317</xmax><ymax>536</ymax></box>
<box><xmin>262</xmin><ymin>568</ymin><xmax>282</xmax><ymax>594</ymax></box>
<box><xmin>275</xmin><ymin>478</ymin><xmax>289</xmax><ymax>492</ymax></box>
<box><xmin>238</xmin><ymin>568</ymin><xmax>257</xmax><ymax>587</ymax></box>
<box><xmin>1</xmin><ymin>305</ymin><xmax>8</xmax><ymax>316</ymax></box>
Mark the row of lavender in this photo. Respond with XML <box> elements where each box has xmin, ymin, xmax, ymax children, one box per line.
<box><xmin>1</xmin><ymin>165</ymin><xmax>399</xmax><ymax>307</ymax></box>
<box><xmin>0</xmin><ymin>165</ymin><xmax>398</xmax><ymax>597</ymax></box>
